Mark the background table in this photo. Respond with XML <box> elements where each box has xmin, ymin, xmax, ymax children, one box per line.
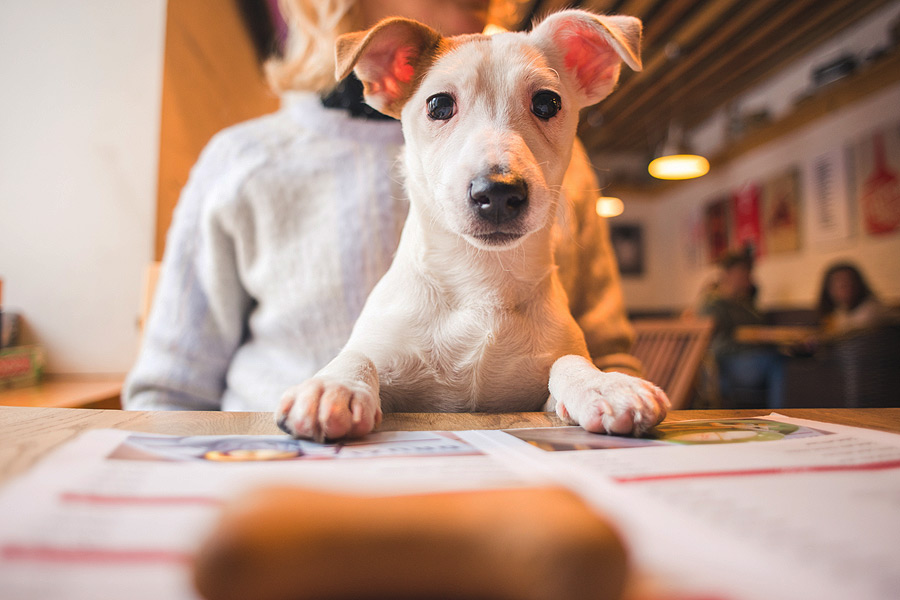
<box><xmin>2</xmin><ymin>406</ymin><xmax>898</xmax><ymax>487</ymax></box>
<box><xmin>0</xmin><ymin>375</ymin><xmax>123</xmax><ymax>409</ymax></box>
<box><xmin>734</xmin><ymin>325</ymin><xmax>817</xmax><ymax>346</ymax></box>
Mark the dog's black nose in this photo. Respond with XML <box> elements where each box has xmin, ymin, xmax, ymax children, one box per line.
<box><xmin>468</xmin><ymin>174</ymin><xmax>528</xmax><ymax>224</ymax></box>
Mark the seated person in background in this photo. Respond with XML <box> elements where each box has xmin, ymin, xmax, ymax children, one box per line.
<box><xmin>816</xmin><ymin>262</ymin><xmax>886</xmax><ymax>337</ymax></box>
<box><xmin>123</xmin><ymin>0</ymin><xmax>641</xmax><ymax>412</ymax></box>
<box><xmin>700</xmin><ymin>250</ymin><xmax>784</xmax><ymax>409</ymax></box>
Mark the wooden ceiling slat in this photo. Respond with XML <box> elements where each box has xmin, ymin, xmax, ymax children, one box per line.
<box><xmin>641</xmin><ymin>0</ymin><xmax>699</xmax><ymax>52</ymax></box>
<box><xmin>615</xmin><ymin>0</ymin><xmax>658</xmax><ymax>20</ymax></box>
<box><xmin>529</xmin><ymin>0</ymin><xmax>895</xmax><ymax>158</ymax></box>
<box><xmin>608</xmin><ymin>0</ymin><xmax>871</xmax><ymax>150</ymax></box>
<box><xmin>672</xmin><ymin>0</ymin><xmax>857</xmax><ymax>107</ymax></box>
<box><xmin>680</xmin><ymin>0</ymin><xmax>889</xmax><ymax>128</ymax></box>
<box><xmin>592</xmin><ymin>0</ymin><xmax>796</xmax><ymax>150</ymax></box>
<box><xmin>539</xmin><ymin>0</ymin><xmax>592</xmax><ymax>17</ymax></box>
<box><xmin>578</xmin><ymin>0</ymin><xmax>741</xmax><ymax>148</ymax></box>
<box><xmin>581</xmin><ymin>0</ymin><xmax>620</xmax><ymax>15</ymax></box>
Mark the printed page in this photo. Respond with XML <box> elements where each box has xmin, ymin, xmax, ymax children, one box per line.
<box><xmin>470</xmin><ymin>414</ymin><xmax>900</xmax><ymax>600</ymax></box>
<box><xmin>0</xmin><ymin>429</ymin><xmax>542</xmax><ymax>600</ymax></box>
<box><xmin>1</xmin><ymin>416</ymin><xmax>898</xmax><ymax>600</ymax></box>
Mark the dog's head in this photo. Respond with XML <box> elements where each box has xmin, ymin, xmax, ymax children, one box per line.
<box><xmin>336</xmin><ymin>10</ymin><xmax>641</xmax><ymax>251</ymax></box>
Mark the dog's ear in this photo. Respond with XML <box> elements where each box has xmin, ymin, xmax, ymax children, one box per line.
<box><xmin>532</xmin><ymin>10</ymin><xmax>642</xmax><ymax>108</ymax></box>
<box><xmin>335</xmin><ymin>18</ymin><xmax>443</xmax><ymax>119</ymax></box>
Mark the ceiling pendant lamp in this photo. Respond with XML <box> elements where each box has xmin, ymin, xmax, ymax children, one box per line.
<box><xmin>648</xmin><ymin>123</ymin><xmax>709</xmax><ymax>180</ymax></box>
<box><xmin>595</xmin><ymin>196</ymin><xmax>624</xmax><ymax>218</ymax></box>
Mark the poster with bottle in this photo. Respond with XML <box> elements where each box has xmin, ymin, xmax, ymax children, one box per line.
<box><xmin>849</xmin><ymin>123</ymin><xmax>900</xmax><ymax>236</ymax></box>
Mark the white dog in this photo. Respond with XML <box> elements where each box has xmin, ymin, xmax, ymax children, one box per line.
<box><xmin>277</xmin><ymin>9</ymin><xmax>669</xmax><ymax>442</ymax></box>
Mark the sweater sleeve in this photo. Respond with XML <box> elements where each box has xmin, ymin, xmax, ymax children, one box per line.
<box><xmin>555</xmin><ymin>140</ymin><xmax>643</xmax><ymax>377</ymax></box>
<box><xmin>122</xmin><ymin>134</ymin><xmax>256</xmax><ymax>410</ymax></box>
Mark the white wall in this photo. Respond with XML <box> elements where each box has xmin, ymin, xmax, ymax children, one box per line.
<box><xmin>619</xmin><ymin>83</ymin><xmax>900</xmax><ymax>313</ymax></box>
<box><xmin>0</xmin><ymin>2</ymin><xmax>167</xmax><ymax>374</ymax></box>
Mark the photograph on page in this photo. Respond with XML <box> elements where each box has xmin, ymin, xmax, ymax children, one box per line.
<box><xmin>504</xmin><ymin>418</ymin><xmax>831</xmax><ymax>452</ymax></box>
<box><xmin>107</xmin><ymin>431</ymin><xmax>482</xmax><ymax>462</ymax></box>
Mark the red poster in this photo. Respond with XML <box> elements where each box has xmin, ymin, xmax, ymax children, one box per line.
<box><xmin>732</xmin><ymin>183</ymin><xmax>763</xmax><ymax>257</ymax></box>
<box><xmin>705</xmin><ymin>198</ymin><xmax>731</xmax><ymax>263</ymax></box>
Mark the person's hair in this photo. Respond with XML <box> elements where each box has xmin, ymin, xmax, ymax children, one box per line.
<box><xmin>718</xmin><ymin>248</ymin><xmax>753</xmax><ymax>272</ymax></box>
<box><xmin>816</xmin><ymin>262</ymin><xmax>876</xmax><ymax>318</ymax></box>
<box><xmin>264</xmin><ymin>0</ymin><xmax>363</xmax><ymax>94</ymax></box>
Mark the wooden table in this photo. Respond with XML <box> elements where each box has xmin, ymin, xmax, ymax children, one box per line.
<box><xmin>734</xmin><ymin>325</ymin><xmax>817</xmax><ymax>346</ymax></box>
<box><xmin>2</xmin><ymin>406</ymin><xmax>898</xmax><ymax>488</ymax></box>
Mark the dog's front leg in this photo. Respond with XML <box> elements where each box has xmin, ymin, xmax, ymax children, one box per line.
<box><xmin>549</xmin><ymin>355</ymin><xmax>669</xmax><ymax>436</ymax></box>
<box><xmin>276</xmin><ymin>350</ymin><xmax>382</xmax><ymax>442</ymax></box>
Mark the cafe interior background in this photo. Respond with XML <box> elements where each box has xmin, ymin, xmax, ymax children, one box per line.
<box><xmin>1</xmin><ymin>0</ymin><xmax>899</xmax><ymax>408</ymax></box>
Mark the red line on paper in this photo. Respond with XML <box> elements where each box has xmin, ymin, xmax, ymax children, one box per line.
<box><xmin>613</xmin><ymin>458</ymin><xmax>900</xmax><ymax>484</ymax></box>
<box><xmin>1</xmin><ymin>544</ymin><xmax>193</xmax><ymax>565</ymax></box>
<box><xmin>59</xmin><ymin>492</ymin><xmax>222</xmax><ymax>506</ymax></box>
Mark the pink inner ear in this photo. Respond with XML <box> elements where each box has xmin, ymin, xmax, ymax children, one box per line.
<box><xmin>562</xmin><ymin>26</ymin><xmax>619</xmax><ymax>93</ymax></box>
<box><xmin>391</xmin><ymin>45</ymin><xmax>416</xmax><ymax>84</ymax></box>
<box><xmin>367</xmin><ymin>44</ymin><xmax>417</xmax><ymax>103</ymax></box>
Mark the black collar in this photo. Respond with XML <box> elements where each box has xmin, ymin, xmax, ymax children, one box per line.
<box><xmin>321</xmin><ymin>73</ymin><xmax>396</xmax><ymax>121</ymax></box>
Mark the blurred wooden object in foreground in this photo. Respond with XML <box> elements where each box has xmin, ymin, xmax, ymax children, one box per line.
<box><xmin>194</xmin><ymin>486</ymin><xmax>628</xmax><ymax>600</ymax></box>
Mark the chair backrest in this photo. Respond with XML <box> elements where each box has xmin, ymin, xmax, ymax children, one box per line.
<box><xmin>830</xmin><ymin>322</ymin><xmax>900</xmax><ymax>407</ymax></box>
<box><xmin>630</xmin><ymin>318</ymin><xmax>714</xmax><ymax>409</ymax></box>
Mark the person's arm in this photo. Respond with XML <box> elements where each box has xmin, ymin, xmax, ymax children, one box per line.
<box><xmin>698</xmin><ymin>296</ymin><xmax>742</xmax><ymax>355</ymax></box>
<box><xmin>123</xmin><ymin>135</ymin><xmax>256</xmax><ymax>410</ymax></box>
<box><xmin>555</xmin><ymin>140</ymin><xmax>643</xmax><ymax>377</ymax></box>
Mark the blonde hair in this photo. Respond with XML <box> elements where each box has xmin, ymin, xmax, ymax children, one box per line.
<box><xmin>265</xmin><ymin>0</ymin><xmax>363</xmax><ymax>94</ymax></box>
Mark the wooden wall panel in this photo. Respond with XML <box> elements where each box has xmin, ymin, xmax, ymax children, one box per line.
<box><xmin>155</xmin><ymin>0</ymin><xmax>279</xmax><ymax>259</ymax></box>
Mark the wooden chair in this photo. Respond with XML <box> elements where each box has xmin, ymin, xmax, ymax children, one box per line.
<box><xmin>629</xmin><ymin>318</ymin><xmax>714</xmax><ymax>409</ymax></box>
<box><xmin>138</xmin><ymin>262</ymin><xmax>162</xmax><ymax>337</ymax></box>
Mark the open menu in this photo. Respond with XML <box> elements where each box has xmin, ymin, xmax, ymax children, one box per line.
<box><xmin>1</xmin><ymin>414</ymin><xmax>898</xmax><ymax>600</ymax></box>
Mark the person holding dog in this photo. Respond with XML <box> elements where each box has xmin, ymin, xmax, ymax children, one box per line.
<box><xmin>124</xmin><ymin>0</ymin><xmax>642</xmax><ymax>416</ymax></box>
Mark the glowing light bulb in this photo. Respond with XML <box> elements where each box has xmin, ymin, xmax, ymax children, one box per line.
<box><xmin>595</xmin><ymin>196</ymin><xmax>624</xmax><ymax>218</ymax></box>
<box><xmin>648</xmin><ymin>154</ymin><xmax>709</xmax><ymax>180</ymax></box>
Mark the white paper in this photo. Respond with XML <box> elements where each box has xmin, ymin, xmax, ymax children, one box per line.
<box><xmin>1</xmin><ymin>415</ymin><xmax>898</xmax><ymax>600</ymax></box>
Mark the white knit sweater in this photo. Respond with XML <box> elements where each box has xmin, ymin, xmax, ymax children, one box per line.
<box><xmin>123</xmin><ymin>93</ymin><xmax>639</xmax><ymax>412</ymax></box>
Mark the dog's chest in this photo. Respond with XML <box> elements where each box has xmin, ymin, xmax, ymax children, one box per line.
<box><xmin>377</xmin><ymin>303</ymin><xmax>569</xmax><ymax>412</ymax></box>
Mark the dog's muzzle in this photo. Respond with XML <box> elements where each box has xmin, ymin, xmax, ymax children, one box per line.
<box><xmin>468</xmin><ymin>173</ymin><xmax>529</xmax><ymax>226</ymax></box>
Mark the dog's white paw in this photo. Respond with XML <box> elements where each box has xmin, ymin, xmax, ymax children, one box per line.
<box><xmin>276</xmin><ymin>378</ymin><xmax>382</xmax><ymax>442</ymax></box>
<box><xmin>550</xmin><ymin>355</ymin><xmax>669</xmax><ymax>436</ymax></box>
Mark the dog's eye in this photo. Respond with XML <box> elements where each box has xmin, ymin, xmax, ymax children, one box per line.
<box><xmin>426</xmin><ymin>94</ymin><xmax>456</xmax><ymax>120</ymax></box>
<box><xmin>531</xmin><ymin>90</ymin><xmax>561</xmax><ymax>120</ymax></box>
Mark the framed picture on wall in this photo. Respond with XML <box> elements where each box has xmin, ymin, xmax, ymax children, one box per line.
<box><xmin>762</xmin><ymin>166</ymin><xmax>802</xmax><ymax>255</ymax></box>
<box><xmin>807</xmin><ymin>147</ymin><xmax>853</xmax><ymax>246</ymax></box>
<box><xmin>849</xmin><ymin>122</ymin><xmax>900</xmax><ymax>236</ymax></box>
<box><xmin>610</xmin><ymin>224</ymin><xmax>644</xmax><ymax>277</ymax></box>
